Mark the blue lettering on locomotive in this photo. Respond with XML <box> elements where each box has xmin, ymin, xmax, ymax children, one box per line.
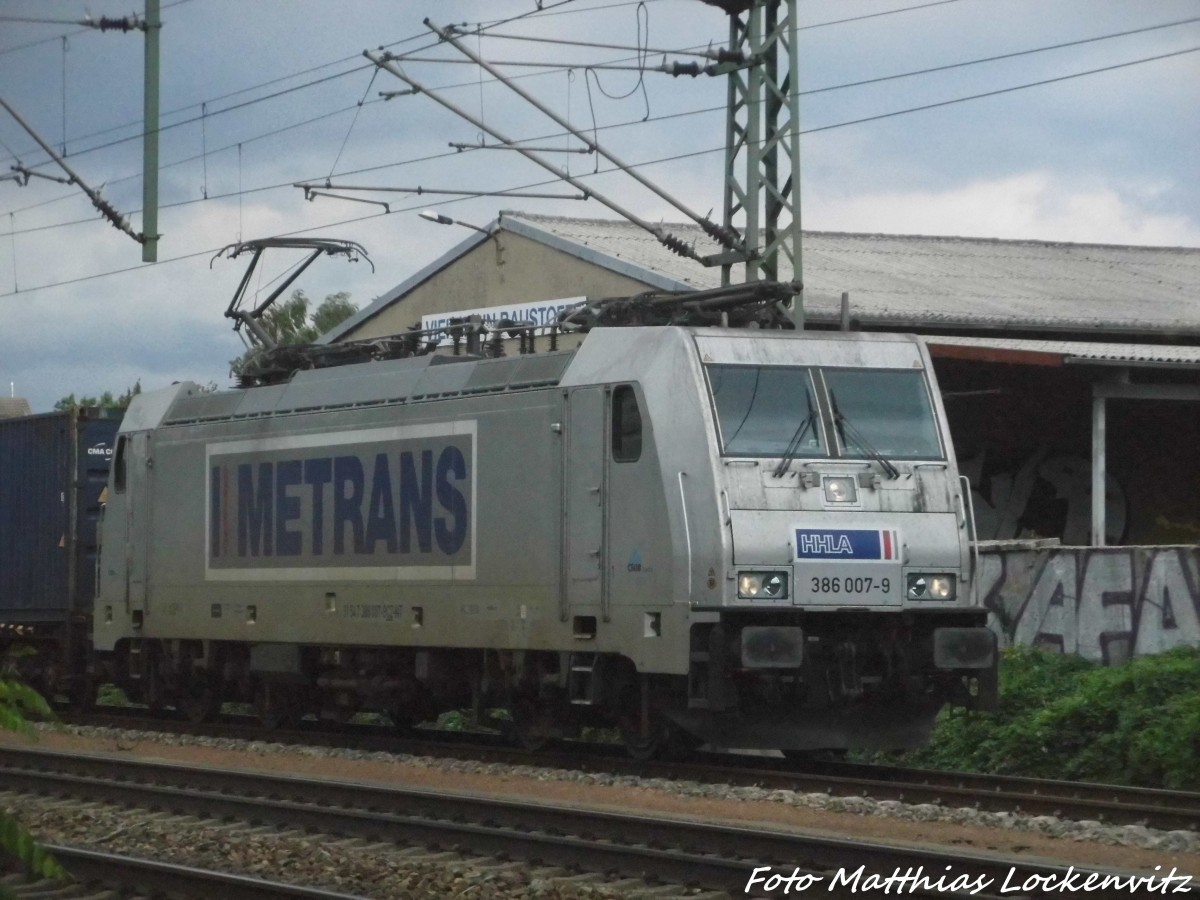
<box><xmin>303</xmin><ymin>457</ymin><xmax>332</xmax><ymax>555</ymax></box>
<box><xmin>334</xmin><ymin>454</ymin><xmax>365</xmax><ymax>555</ymax></box>
<box><xmin>434</xmin><ymin>445</ymin><xmax>468</xmax><ymax>555</ymax></box>
<box><xmin>210</xmin><ymin>443</ymin><xmax>470</xmax><ymax>566</ymax></box>
<box><xmin>237</xmin><ymin>461</ymin><xmax>274</xmax><ymax>557</ymax></box>
<box><xmin>399</xmin><ymin>450</ymin><xmax>433</xmax><ymax>554</ymax></box>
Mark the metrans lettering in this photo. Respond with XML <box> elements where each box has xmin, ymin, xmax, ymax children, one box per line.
<box><xmin>205</xmin><ymin>424</ymin><xmax>475</xmax><ymax>578</ymax></box>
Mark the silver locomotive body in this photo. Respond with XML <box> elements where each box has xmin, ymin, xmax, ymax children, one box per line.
<box><xmin>96</xmin><ymin>326</ymin><xmax>995</xmax><ymax>752</ymax></box>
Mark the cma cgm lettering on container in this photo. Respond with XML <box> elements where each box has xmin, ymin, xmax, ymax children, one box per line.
<box><xmin>206</xmin><ymin>423</ymin><xmax>475</xmax><ymax>580</ymax></box>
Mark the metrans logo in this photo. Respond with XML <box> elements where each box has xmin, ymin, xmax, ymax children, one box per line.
<box><xmin>794</xmin><ymin>528</ymin><xmax>899</xmax><ymax>561</ymax></box>
<box><xmin>206</xmin><ymin>423</ymin><xmax>475</xmax><ymax>581</ymax></box>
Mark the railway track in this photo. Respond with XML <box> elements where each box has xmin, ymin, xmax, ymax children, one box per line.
<box><xmin>10</xmin><ymin>845</ymin><xmax>366</xmax><ymax>899</ymax></box>
<box><xmin>2</xmin><ymin>744</ymin><xmax>1196</xmax><ymax>900</ymax></box>
<box><xmin>62</xmin><ymin>709</ymin><xmax>1200</xmax><ymax>831</ymax></box>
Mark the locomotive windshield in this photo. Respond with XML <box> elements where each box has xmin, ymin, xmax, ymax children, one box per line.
<box><xmin>705</xmin><ymin>364</ymin><xmax>942</xmax><ymax>460</ymax></box>
<box><xmin>824</xmin><ymin>368</ymin><xmax>942</xmax><ymax>460</ymax></box>
<box><xmin>706</xmin><ymin>364</ymin><xmax>825</xmax><ymax>458</ymax></box>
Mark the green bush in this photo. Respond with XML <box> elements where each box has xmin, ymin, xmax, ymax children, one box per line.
<box><xmin>96</xmin><ymin>683</ymin><xmax>131</xmax><ymax>707</ymax></box>
<box><xmin>0</xmin><ymin>672</ymin><xmax>71</xmax><ymax>892</ymax></box>
<box><xmin>886</xmin><ymin>646</ymin><xmax>1200</xmax><ymax>790</ymax></box>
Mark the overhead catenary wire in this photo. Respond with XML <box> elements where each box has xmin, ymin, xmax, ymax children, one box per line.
<box><xmin>0</xmin><ymin>13</ymin><xmax>145</xmax><ymax>30</ymax></box>
<box><xmin>4</xmin><ymin>35</ymin><xmax>1196</xmax><ymax>300</ymax></box>
<box><xmin>0</xmin><ymin>0</ymin><xmax>961</xmax><ymax>173</ymax></box>
<box><xmin>3</xmin><ymin>6</ymin><xmax>1193</xmax><ymax>233</ymax></box>
<box><xmin>5</xmin><ymin>38</ymin><xmax>1197</xmax><ymax>242</ymax></box>
<box><xmin>0</xmin><ymin>95</ymin><xmax>143</xmax><ymax>244</ymax></box>
<box><xmin>8</xmin><ymin>6</ymin><xmax>1194</xmax><ymax>201</ymax></box>
<box><xmin>424</xmin><ymin>17</ymin><xmax>741</xmax><ymax>251</ymax></box>
<box><xmin>367</xmin><ymin>46</ymin><xmax>715</xmax><ymax>266</ymax></box>
<box><xmin>0</xmin><ymin>0</ymin><xmax>1176</xmax><ymax>216</ymax></box>
<box><xmin>0</xmin><ymin>0</ymin><xmax>193</xmax><ymax>57</ymax></box>
<box><xmin>0</xmin><ymin>8</ymin><xmax>623</xmax><ymax>228</ymax></box>
<box><xmin>801</xmin><ymin>44</ymin><xmax>1200</xmax><ymax>135</ymax></box>
<box><xmin>0</xmin><ymin>0</ymin><xmax>624</xmax><ymax>170</ymax></box>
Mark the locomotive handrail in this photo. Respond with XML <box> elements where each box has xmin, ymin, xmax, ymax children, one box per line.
<box><xmin>677</xmin><ymin>472</ymin><xmax>694</xmax><ymax>599</ymax></box>
<box><xmin>960</xmin><ymin>474</ymin><xmax>980</xmax><ymax>604</ymax></box>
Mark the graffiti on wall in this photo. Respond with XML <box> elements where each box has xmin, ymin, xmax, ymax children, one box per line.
<box><xmin>980</xmin><ymin>546</ymin><xmax>1200</xmax><ymax>665</ymax></box>
<box><xmin>962</xmin><ymin>449</ymin><xmax>1127</xmax><ymax>545</ymax></box>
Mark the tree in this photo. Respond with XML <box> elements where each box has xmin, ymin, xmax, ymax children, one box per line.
<box><xmin>0</xmin><ymin>661</ymin><xmax>69</xmax><ymax>890</ymax></box>
<box><xmin>54</xmin><ymin>381</ymin><xmax>141</xmax><ymax>412</ymax></box>
<box><xmin>230</xmin><ymin>290</ymin><xmax>357</xmax><ymax>376</ymax></box>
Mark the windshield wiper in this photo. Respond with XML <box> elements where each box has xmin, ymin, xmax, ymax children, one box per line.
<box><xmin>830</xmin><ymin>391</ymin><xmax>901</xmax><ymax>480</ymax></box>
<box><xmin>772</xmin><ymin>394</ymin><xmax>817</xmax><ymax>479</ymax></box>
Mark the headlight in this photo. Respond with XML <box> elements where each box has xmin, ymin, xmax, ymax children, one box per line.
<box><xmin>822</xmin><ymin>475</ymin><xmax>857</xmax><ymax>504</ymax></box>
<box><xmin>738</xmin><ymin>571</ymin><xmax>788</xmax><ymax>599</ymax></box>
<box><xmin>907</xmin><ymin>574</ymin><xmax>955</xmax><ymax>601</ymax></box>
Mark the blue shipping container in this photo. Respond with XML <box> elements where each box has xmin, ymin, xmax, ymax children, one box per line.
<box><xmin>0</xmin><ymin>409</ymin><xmax>121</xmax><ymax>621</ymax></box>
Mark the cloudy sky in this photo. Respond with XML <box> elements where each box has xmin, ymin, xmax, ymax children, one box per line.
<box><xmin>1</xmin><ymin>0</ymin><xmax>1197</xmax><ymax>412</ymax></box>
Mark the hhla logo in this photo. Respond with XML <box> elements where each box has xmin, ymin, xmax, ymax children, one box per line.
<box><xmin>794</xmin><ymin>528</ymin><xmax>900</xmax><ymax>561</ymax></box>
<box><xmin>797</xmin><ymin>533</ymin><xmax>853</xmax><ymax>556</ymax></box>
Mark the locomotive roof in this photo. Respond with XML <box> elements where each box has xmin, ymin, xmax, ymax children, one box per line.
<box><xmin>150</xmin><ymin>326</ymin><xmax>927</xmax><ymax>431</ymax></box>
<box><xmin>158</xmin><ymin>350</ymin><xmax>576</xmax><ymax>428</ymax></box>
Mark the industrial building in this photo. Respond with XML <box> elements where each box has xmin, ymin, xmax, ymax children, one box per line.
<box><xmin>323</xmin><ymin>211</ymin><xmax>1200</xmax><ymax>662</ymax></box>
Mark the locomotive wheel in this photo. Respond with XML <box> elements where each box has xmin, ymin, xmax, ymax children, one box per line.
<box><xmin>507</xmin><ymin>697</ymin><xmax>557</xmax><ymax>752</ymax></box>
<box><xmin>142</xmin><ymin>650</ymin><xmax>170</xmax><ymax>715</ymax></box>
<box><xmin>388</xmin><ymin>710</ymin><xmax>416</xmax><ymax>731</ymax></box>
<box><xmin>67</xmin><ymin>673</ymin><xmax>98</xmax><ymax>713</ymax></box>
<box><xmin>255</xmin><ymin>682</ymin><xmax>300</xmax><ymax>730</ymax></box>
<box><xmin>615</xmin><ymin>674</ymin><xmax>679</xmax><ymax>760</ymax></box>
<box><xmin>619</xmin><ymin>714</ymin><xmax>672</xmax><ymax>760</ymax></box>
<box><xmin>177</xmin><ymin>683</ymin><xmax>219</xmax><ymax>724</ymax></box>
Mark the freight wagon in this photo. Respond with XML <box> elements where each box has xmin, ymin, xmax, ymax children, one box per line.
<box><xmin>0</xmin><ymin>408</ymin><xmax>121</xmax><ymax>701</ymax></box>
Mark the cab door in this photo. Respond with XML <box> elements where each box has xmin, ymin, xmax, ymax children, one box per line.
<box><xmin>562</xmin><ymin>387</ymin><xmax>607</xmax><ymax>621</ymax></box>
<box><xmin>120</xmin><ymin>432</ymin><xmax>152</xmax><ymax>621</ymax></box>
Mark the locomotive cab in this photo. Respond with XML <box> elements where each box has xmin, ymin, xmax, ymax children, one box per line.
<box><xmin>565</xmin><ymin>325</ymin><xmax>997</xmax><ymax>752</ymax></box>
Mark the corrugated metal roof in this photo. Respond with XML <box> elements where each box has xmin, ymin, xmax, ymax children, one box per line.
<box><xmin>0</xmin><ymin>398</ymin><xmax>32</xmax><ymax>419</ymax></box>
<box><xmin>924</xmin><ymin>335</ymin><xmax>1200</xmax><ymax>368</ymax></box>
<box><xmin>502</xmin><ymin>212</ymin><xmax>1200</xmax><ymax>337</ymax></box>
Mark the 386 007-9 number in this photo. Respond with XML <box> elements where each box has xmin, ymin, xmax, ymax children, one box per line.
<box><xmin>810</xmin><ymin>576</ymin><xmax>891</xmax><ymax>595</ymax></box>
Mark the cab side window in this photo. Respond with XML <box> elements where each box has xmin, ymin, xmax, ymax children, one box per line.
<box><xmin>611</xmin><ymin>385</ymin><xmax>642</xmax><ymax>462</ymax></box>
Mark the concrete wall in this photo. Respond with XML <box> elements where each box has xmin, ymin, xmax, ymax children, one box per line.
<box><xmin>981</xmin><ymin>545</ymin><xmax>1200</xmax><ymax>665</ymax></box>
<box><xmin>344</xmin><ymin>231</ymin><xmax>653</xmax><ymax>341</ymax></box>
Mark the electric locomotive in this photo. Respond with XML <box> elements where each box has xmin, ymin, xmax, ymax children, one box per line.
<box><xmin>92</xmin><ymin>280</ymin><xmax>996</xmax><ymax>756</ymax></box>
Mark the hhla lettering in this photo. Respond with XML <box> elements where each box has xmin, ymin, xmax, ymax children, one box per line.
<box><xmin>797</xmin><ymin>533</ymin><xmax>853</xmax><ymax>556</ymax></box>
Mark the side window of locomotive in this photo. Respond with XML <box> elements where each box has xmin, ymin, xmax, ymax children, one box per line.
<box><xmin>113</xmin><ymin>435</ymin><xmax>128</xmax><ymax>493</ymax></box>
<box><xmin>611</xmin><ymin>385</ymin><xmax>642</xmax><ymax>462</ymax></box>
<box><xmin>822</xmin><ymin>368</ymin><xmax>943</xmax><ymax>460</ymax></box>
<box><xmin>706</xmin><ymin>364</ymin><xmax>824</xmax><ymax>458</ymax></box>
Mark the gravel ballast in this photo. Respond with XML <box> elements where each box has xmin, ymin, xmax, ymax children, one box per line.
<box><xmin>4</xmin><ymin>724</ymin><xmax>1197</xmax><ymax>898</ymax></box>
